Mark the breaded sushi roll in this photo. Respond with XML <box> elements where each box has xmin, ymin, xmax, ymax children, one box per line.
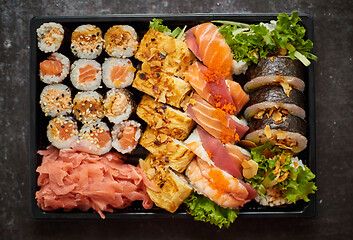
<box><xmin>39</xmin><ymin>53</ymin><xmax>70</xmax><ymax>84</ymax></box>
<box><xmin>40</xmin><ymin>84</ymin><xmax>72</xmax><ymax>117</ymax></box>
<box><xmin>72</xmin><ymin>91</ymin><xmax>104</xmax><ymax>123</ymax></box>
<box><xmin>74</xmin><ymin>121</ymin><xmax>112</xmax><ymax>155</ymax></box>
<box><xmin>102</xmin><ymin>58</ymin><xmax>136</xmax><ymax>88</ymax></box>
<box><xmin>70</xmin><ymin>59</ymin><xmax>102</xmax><ymax>90</ymax></box>
<box><xmin>103</xmin><ymin>25</ymin><xmax>139</xmax><ymax>58</ymax></box>
<box><xmin>103</xmin><ymin>88</ymin><xmax>134</xmax><ymax>124</ymax></box>
<box><xmin>47</xmin><ymin>116</ymin><xmax>78</xmax><ymax>149</ymax></box>
<box><xmin>37</xmin><ymin>22</ymin><xmax>64</xmax><ymax>53</ymax></box>
<box><xmin>71</xmin><ymin>24</ymin><xmax>103</xmax><ymax>59</ymax></box>
<box><xmin>112</xmin><ymin>120</ymin><xmax>141</xmax><ymax>154</ymax></box>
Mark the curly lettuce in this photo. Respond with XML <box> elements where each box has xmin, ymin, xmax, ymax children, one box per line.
<box><xmin>247</xmin><ymin>142</ymin><xmax>317</xmax><ymax>203</ymax></box>
<box><xmin>214</xmin><ymin>11</ymin><xmax>318</xmax><ymax>66</ymax></box>
<box><xmin>184</xmin><ymin>193</ymin><xmax>238</xmax><ymax>228</ymax></box>
<box><xmin>149</xmin><ymin>18</ymin><xmax>186</xmax><ymax>40</ymax></box>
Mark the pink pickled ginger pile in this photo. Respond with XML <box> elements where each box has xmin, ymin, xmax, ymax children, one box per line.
<box><xmin>35</xmin><ymin>146</ymin><xmax>157</xmax><ymax>219</ymax></box>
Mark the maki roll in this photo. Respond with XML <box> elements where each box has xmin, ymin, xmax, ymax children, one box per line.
<box><xmin>70</xmin><ymin>59</ymin><xmax>102</xmax><ymax>91</ymax></box>
<box><xmin>72</xmin><ymin>91</ymin><xmax>104</xmax><ymax>124</ymax></box>
<box><xmin>244</xmin><ymin>85</ymin><xmax>306</xmax><ymax>120</ymax></box>
<box><xmin>103</xmin><ymin>25</ymin><xmax>139</xmax><ymax>58</ymax></box>
<box><xmin>47</xmin><ymin>116</ymin><xmax>78</xmax><ymax>149</ymax></box>
<box><xmin>36</xmin><ymin>22</ymin><xmax>64</xmax><ymax>53</ymax></box>
<box><xmin>40</xmin><ymin>84</ymin><xmax>72</xmax><ymax>117</ymax></box>
<box><xmin>103</xmin><ymin>88</ymin><xmax>134</xmax><ymax>124</ymax></box>
<box><xmin>244</xmin><ymin>56</ymin><xmax>305</xmax><ymax>93</ymax></box>
<box><xmin>74</xmin><ymin>121</ymin><xmax>112</xmax><ymax>155</ymax></box>
<box><xmin>102</xmin><ymin>57</ymin><xmax>136</xmax><ymax>88</ymax></box>
<box><xmin>71</xmin><ymin>24</ymin><xmax>103</xmax><ymax>59</ymax></box>
<box><xmin>39</xmin><ymin>53</ymin><xmax>70</xmax><ymax>84</ymax></box>
<box><xmin>111</xmin><ymin>120</ymin><xmax>141</xmax><ymax>154</ymax></box>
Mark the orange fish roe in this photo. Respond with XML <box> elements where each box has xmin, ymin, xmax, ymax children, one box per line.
<box><xmin>215</xmin><ymin>101</ymin><xmax>237</xmax><ymax>115</ymax></box>
<box><xmin>208</xmin><ymin>168</ymin><xmax>235</xmax><ymax>198</ymax></box>
<box><xmin>213</xmin><ymin>108</ymin><xmax>239</xmax><ymax>144</ymax></box>
<box><xmin>206</xmin><ymin>150</ymin><xmax>213</xmax><ymax>159</ymax></box>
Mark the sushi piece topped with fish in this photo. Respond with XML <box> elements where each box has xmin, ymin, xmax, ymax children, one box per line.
<box><xmin>37</xmin><ymin>22</ymin><xmax>64</xmax><ymax>53</ymax></box>
<box><xmin>40</xmin><ymin>84</ymin><xmax>72</xmax><ymax>117</ymax></box>
<box><xmin>72</xmin><ymin>91</ymin><xmax>104</xmax><ymax>124</ymax></box>
<box><xmin>104</xmin><ymin>25</ymin><xmax>139</xmax><ymax>58</ymax></box>
<box><xmin>47</xmin><ymin>116</ymin><xmax>78</xmax><ymax>149</ymax></box>
<box><xmin>73</xmin><ymin>121</ymin><xmax>112</xmax><ymax>155</ymax></box>
<box><xmin>39</xmin><ymin>53</ymin><xmax>70</xmax><ymax>84</ymax></box>
<box><xmin>111</xmin><ymin>120</ymin><xmax>141</xmax><ymax>154</ymax></box>
<box><xmin>103</xmin><ymin>88</ymin><xmax>134</xmax><ymax>124</ymax></box>
<box><xmin>70</xmin><ymin>59</ymin><xmax>102</xmax><ymax>91</ymax></box>
<box><xmin>71</xmin><ymin>24</ymin><xmax>103</xmax><ymax>59</ymax></box>
<box><xmin>102</xmin><ymin>57</ymin><xmax>136</xmax><ymax>88</ymax></box>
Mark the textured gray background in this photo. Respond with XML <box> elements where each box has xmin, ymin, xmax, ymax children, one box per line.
<box><xmin>1</xmin><ymin>0</ymin><xmax>353</xmax><ymax>239</ymax></box>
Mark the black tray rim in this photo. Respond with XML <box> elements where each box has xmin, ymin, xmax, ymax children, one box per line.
<box><xmin>29</xmin><ymin>13</ymin><xmax>316</xmax><ymax>220</ymax></box>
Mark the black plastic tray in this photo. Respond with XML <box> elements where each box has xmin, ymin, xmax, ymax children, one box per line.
<box><xmin>29</xmin><ymin>13</ymin><xmax>316</xmax><ymax>220</ymax></box>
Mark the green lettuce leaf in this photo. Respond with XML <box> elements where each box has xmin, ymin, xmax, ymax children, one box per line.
<box><xmin>149</xmin><ymin>18</ymin><xmax>171</xmax><ymax>33</ymax></box>
<box><xmin>184</xmin><ymin>193</ymin><xmax>238</xmax><ymax>228</ymax></box>
<box><xmin>215</xmin><ymin>11</ymin><xmax>318</xmax><ymax>66</ymax></box>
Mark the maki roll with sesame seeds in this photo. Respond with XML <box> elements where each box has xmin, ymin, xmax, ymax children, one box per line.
<box><xmin>103</xmin><ymin>88</ymin><xmax>134</xmax><ymax>124</ymax></box>
<box><xmin>73</xmin><ymin>121</ymin><xmax>112</xmax><ymax>155</ymax></box>
<box><xmin>102</xmin><ymin>58</ymin><xmax>136</xmax><ymax>88</ymax></box>
<box><xmin>36</xmin><ymin>22</ymin><xmax>64</xmax><ymax>53</ymax></box>
<box><xmin>103</xmin><ymin>25</ymin><xmax>139</xmax><ymax>58</ymax></box>
<box><xmin>70</xmin><ymin>59</ymin><xmax>102</xmax><ymax>91</ymax></box>
<box><xmin>39</xmin><ymin>53</ymin><xmax>70</xmax><ymax>84</ymax></box>
<box><xmin>47</xmin><ymin>116</ymin><xmax>78</xmax><ymax>149</ymax></box>
<box><xmin>40</xmin><ymin>84</ymin><xmax>72</xmax><ymax>117</ymax></box>
<box><xmin>111</xmin><ymin>120</ymin><xmax>142</xmax><ymax>154</ymax></box>
<box><xmin>72</xmin><ymin>91</ymin><xmax>104</xmax><ymax>124</ymax></box>
<box><xmin>71</xmin><ymin>24</ymin><xmax>103</xmax><ymax>59</ymax></box>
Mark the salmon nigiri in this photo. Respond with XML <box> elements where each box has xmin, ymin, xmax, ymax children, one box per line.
<box><xmin>185</xmin><ymin>22</ymin><xmax>233</xmax><ymax>74</ymax></box>
<box><xmin>186</xmin><ymin>94</ymin><xmax>249</xmax><ymax>144</ymax></box>
<box><xmin>185</xmin><ymin>62</ymin><xmax>249</xmax><ymax>115</ymax></box>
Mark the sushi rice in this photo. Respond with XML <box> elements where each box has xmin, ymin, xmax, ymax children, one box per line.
<box><xmin>40</xmin><ymin>83</ymin><xmax>72</xmax><ymax>117</ymax></box>
<box><xmin>47</xmin><ymin>116</ymin><xmax>78</xmax><ymax>149</ymax></box>
<box><xmin>71</xmin><ymin>24</ymin><xmax>103</xmax><ymax>59</ymax></box>
<box><xmin>103</xmin><ymin>88</ymin><xmax>134</xmax><ymax>124</ymax></box>
<box><xmin>112</xmin><ymin>120</ymin><xmax>141</xmax><ymax>154</ymax></box>
<box><xmin>70</xmin><ymin>59</ymin><xmax>102</xmax><ymax>91</ymax></box>
<box><xmin>37</xmin><ymin>22</ymin><xmax>64</xmax><ymax>53</ymax></box>
<box><xmin>102</xmin><ymin>57</ymin><xmax>136</xmax><ymax>88</ymax></box>
<box><xmin>103</xmin><ymin>25</ymin><xmax>139</xmax><ymax>58</ymax></box>
<box><xmin>39</xmin><ymin>52</ymin><xmax>70</xmax><ymax>84</ymax></box>
<box><xmin>75</xmin><ymin>121</ymin><xmax>112</xmax><ymax>155</ymax></box>
<box><xmin>72</xmin><ymin>91</ymin><xmax>104</xmax><ymax>124</ymax></box>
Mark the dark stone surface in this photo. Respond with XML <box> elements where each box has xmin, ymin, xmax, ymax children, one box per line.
<box><xmin>1</xmin><ymin>0</ymin><xmax>352</xmax><ymax>239</ymax></box>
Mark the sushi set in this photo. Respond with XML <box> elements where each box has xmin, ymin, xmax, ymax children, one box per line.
<box><xmin>29</xmin><ymin>13</ymin><xmax>317</xmax><ymax>226</ymax></box>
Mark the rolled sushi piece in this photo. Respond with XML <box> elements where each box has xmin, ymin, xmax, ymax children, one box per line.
<box><xmin>244</xmin><ymin>85</ymin><xmax>306</xmax><ymax>120</ymax></box>
<box><xmin>39</xmin><ymin>53</ymin><xmax>70</xmax><ymax>84</ymax></box>
<box><xmin>103</xmin><ymin>88</ymin><xmax>134</xmax><ymax>124</ymax></box>
<box><xmin>103</xmin><ymin>25</ymin><xmax>139</xmax><ymax>58</ymax></box>
<box><xmin>40</xmin><ymin>84</ymin><xmax>72</xmax><ymax>117</ymax></box>
<box><xmin>73</xmin><ymin>121</ymin><xmax>112</xmax><ymax>155</ymax></box>
<box><xmin>102</xmin><ymin>57</ymin><xmax>136</xmax><ymax>88</ymax></box>
<box><xmin>37</xmin><ymin>22</ymin><xmax>64</xmax><ymax>53</ymax></box>
<box><xmin>47</xmin><ymin>116</ymin><xmax>78</xmax><ymax>149</ymax></box>
<box><xmin>71</xmin><ymin>24</ymin><xmax>103</xmax><ymax>59</ymax></box>
<box><xmin>244</xmin><ymin>56</ymin><xmax>305</xmax><ymax>93</ymax></box>
<box><xmin>111</xmin><ymin>120</ymin><xmax>142</xmax><ymax>154</ymax></box>
<box><xmin>72</xmin><ymin>91</ymin><xmax>104</xmax><ymax>124</ymax></box>
<box><xmin>70</xmin><ymin>59</ymin><xmax>102</xmax><ymax>90</ymax></box>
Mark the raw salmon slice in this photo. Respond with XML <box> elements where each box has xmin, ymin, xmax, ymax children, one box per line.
<box><xmin>118</xmin><ymin>125</ymin><xmax>137</xmax><ymax>150</ymax></box>
<box><xmin>226</xmin><ymin>80</ymin><xmax>250</xmax><ymax>115</ymax></box>
<box><xmin>40</xmin><ymin>60</ymin><xmax>63</xmax><ymax>76</ymax></box>
<box><xmin>185</xmin><ymin>22</ymin><xmax>233</xmax><ymax>74</ymax></box>
<box><xmin>79</xmin><ymin>64</ymin><xmax>98</xmax><ymax>83</ymax></box>
<box><xmin>111</xmin><ymin>65</ymin><xmax>129</xmax><ymax>87</ymax></box>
